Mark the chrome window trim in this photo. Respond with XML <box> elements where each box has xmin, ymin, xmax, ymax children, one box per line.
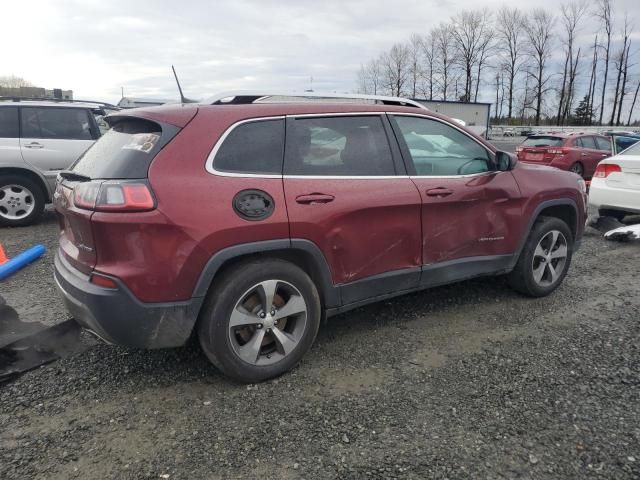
<box><xmin>205</xmin><ymin>111</ymin><xmax>496</xmax><ymax>179</ymax></box>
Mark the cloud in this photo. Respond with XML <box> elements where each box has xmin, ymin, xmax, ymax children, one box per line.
<box><xmin>1</xmin><ymin>0</ymin><xmax>638</xmax><ymax>105</ymax></box>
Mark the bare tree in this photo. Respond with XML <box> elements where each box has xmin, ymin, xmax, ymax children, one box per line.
<box><xmin>356</xmin><ymin>57</ymin><xmax>382</xmax><ymax>95</ymax></box>
<box><xmin>0</xmin><ymin>76</ymin><xmax>33</xmax><ymax>88</ymax></box>
<box><xmin>407</xmin><ymin>34</ymin><xmax>423</xmax><ymax>98</ymax></box>
<box><xmin>627</xmin><ymin>80</ymin><xmax>640</xmax><ymax>126</ymax></box>
<box><xmin>557</xmin><ymin>1</ymin><xmax>588</xmax><ymax>125</ymax></box>
<box><xmin>586</xmin><ymin>35</ymin><xmax>599</xmax><ymax>125</ymax></box>
<box><xmin>594</xmin><ymin>0</ymin><xmax>613</xmax><ymax>125</ymax></box>
<box><xmin>524</xmin><ymin>9</ymin><xmax>556</xmax><ymax>125</ymax></box>
<box><xmin>496</xmin><ymin>7</ymin><xmax>526</xmax><ymax>119</ymax></box>
<box><xmin>450</xmin><ymin>9</ymin><xmax>492</xmax><ymax>102</ymax></box>
<box><xmin>381</xmin><ymin>43</ymin><xmax>410</xmax><ymax>97</ymax></box>
<box><xmin>433</xmin><ymin>22</ymin><xmax>456</xmax><ymax>100</ymax></box>
<box><xmin>421</xmin><ymin>31</ymin><xmax>437</xmax><ymax>100</ymax></box>
<box><xmin>610</xmin><ymin>16</ymin><xmax>631</xmax><ymax>126</ymax></box>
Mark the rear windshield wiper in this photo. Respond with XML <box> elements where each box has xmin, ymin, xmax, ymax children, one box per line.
<box><xmin>59</xmin><ymin>170</ymin><xmax>91</xmax><ymax>182</ymax></box>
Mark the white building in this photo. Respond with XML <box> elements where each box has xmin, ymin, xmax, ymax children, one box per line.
<box><xmin>413</xmin><ymin>99</ymin><xmax>491</xmax><ymax>138</ymax></box>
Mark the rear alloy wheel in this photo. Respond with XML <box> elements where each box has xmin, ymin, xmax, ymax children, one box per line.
<box><xmin>198</xmin><ymin>259</ymin><xmax>321</xmax><ymax>383</ymax></box>
<box><xmin>0</xmin><ymin>176</ymin><xmax>45</xmax><ymax>227</ymax></box>
<box><xmin>569</xmin><ymin>162</ymin><xmax>584</xmax><ymax>177</ymax></box>
<box><xmin>507</xmin><ymin>216</ymin><xmax>573</xmax><ymax>297</ymax></box>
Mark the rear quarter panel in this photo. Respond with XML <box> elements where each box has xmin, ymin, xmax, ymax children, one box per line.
<box><xmin>142</xmin><ymin>108</ymin><xmax>290</xmax><ymax>302</ymax></box>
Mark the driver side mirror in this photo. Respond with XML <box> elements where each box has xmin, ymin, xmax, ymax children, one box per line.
<box><xmin>496</xmin><ymin>151</ymin><xmax>515</xmax><ymax>171</ymax></box>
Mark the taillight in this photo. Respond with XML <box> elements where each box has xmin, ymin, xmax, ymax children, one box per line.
<box><xmin>74</xmin><ymin>181</ymin><xmax>155</xmax><ymax>212</ymax></box>
<box><xmin>593</xmin><ymin>163</ymin><xmax>622</xmax><ymax>178</ymax></box>
<box><xmin>515</xmin><ymin>146</ymin><xmax>523</xmax><ymax>152</ymax></box>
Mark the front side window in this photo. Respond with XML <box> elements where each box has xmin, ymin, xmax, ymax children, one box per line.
<box><xmin>284</xmin><ymin>116</ymin><xmax>395</xmax><ymax>176</ymax></box>
<box><xmin>21</xmin><ymin>107</ymin><xmax>93</xmax><ymax>140</ymax></box>
<box><xmin>393</xmin><ymin>115</ymin><xmax>491</xmax><ymax>176</ymax></box>
<box><xmin>0</xmin><ymin>107</ymin><xmax>19</xmax><ymax>138</ymax></box>
<box><xmin>213</xmin><ymin>119</ymin><xmax>284</xmax><ymax>174</ymax></box>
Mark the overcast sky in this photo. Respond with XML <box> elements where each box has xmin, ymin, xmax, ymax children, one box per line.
<box><xmin>2</xmin><ymin>0</ymin><xmax>639</xmax><ymax>105</ymax></box>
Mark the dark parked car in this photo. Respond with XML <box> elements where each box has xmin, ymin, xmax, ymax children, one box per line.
<box><xmin>515</xmin><ymin>133</ymin><xmax>612</xmax><ymax>179</ymax></box>
<box><xmin>54</xmin><ymin>94</ymin><xmax>586</xmax><ymax>382</ymax></box>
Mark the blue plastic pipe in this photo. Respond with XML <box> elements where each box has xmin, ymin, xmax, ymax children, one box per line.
<box><xmin>0</xmin><ymin>245</ymin><xmax>46</xmax><ymax>281</ymax></box>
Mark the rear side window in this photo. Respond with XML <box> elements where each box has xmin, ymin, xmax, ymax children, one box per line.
<box><xmin>594</xmin><ymin>136</ymin><xmax>612</xmax><ymax>151</ymax></box>
<box><xmin>576</xmin><ymin>136</ymin><xmax>596</xmax><ymax>149</ymax></box>
<box><xmin>21</xmin><ymin>107</ymin><xmax>93</xmax><ymax>140</ymax></box>
<box><xmin>522</xmin><ymin>136</ymin><xmax>564</xmax><ymax>147</ymax></box>
<box><xmin>0</xmin><ymin>107</ymin><xmax>19</xmax><ymax>138</ymax></box>
<box><xmin>213</xmin><ymin>119</ymin><xmax>284</xmax><ymax>174</ymax></box>
<box><xmin>71</xmin><ymin>117</ymin><xmax>170</xmax><ymax>179</ymax></box>
<box><xmin>285</xmin><ymin>116</ymin><xmax>395</xmax><ymax>176</ymax></box>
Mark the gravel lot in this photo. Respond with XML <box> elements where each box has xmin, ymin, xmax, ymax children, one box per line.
<box><xmin>1</xmin><ymin>201</ymin><xmax>639</xmax><ymax>479</ymax></box>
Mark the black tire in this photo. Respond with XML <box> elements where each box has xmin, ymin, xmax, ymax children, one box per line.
<box><xmin>198</xmin><ymin>258</ymin><xmax>321</xmax><ymax>383</ymax></box>
<box><xmin>507</xmin><ymin>216</ymin><xmax>574</xmax><ymax>297</ymax></box>
<box><xmin>0</xmin><ymin>175</ymin><xmax>45</xmax><ymax>227</ymax></box>
<box><xmin>569</xmin><ymin>162</ymin><xmax>584</xmax><ymax>178</ymax></box>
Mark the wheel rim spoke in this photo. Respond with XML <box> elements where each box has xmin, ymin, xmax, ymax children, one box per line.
<box><xmin>257</xmin><ymin>280</ymin><xmax>279</xmax><ymax>312</ymax></box>
<box><xmin>229</xmin><ymin>305</ymin><xmax>261</xmax><ymax>328</ymax></box>
<box><xmin>271</xmin><ymin>327</ymin><xmax>297</xmax><ymax>356</ymax></box>
<box><xmin>533</xmin><ymin>263</ymin><xmax>546</xmax><ymax>283</ymax></box>
<box><xmin>273</xmin><ymin>294</ymin><xmax>306</xmax><ymax>321</ymax></box>
<box><xmin>547</xmin><ymin>262</ymin><xmax>558</xmax><ymax>282</ymax></box>
<box><xmin>550</xmin><ymin>244</ymin><xmax>567</xmax><ymax>260</ymax></box>
<box><xmin>237</xmin><ymin>328</ymin><xmax>266</xmax><ymax>364</ymax></box>
<box><xmin>549</xmin><ymin>230</ymin><xmax>559</xmax><ymax>249</ymax></box>
<box><xmin>534</xmin><ymin>244</ymin><xmax>546</xmax><ymax>259</ymax></box>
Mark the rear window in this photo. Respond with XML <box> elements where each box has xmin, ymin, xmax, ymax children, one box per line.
<box><xmin>71</xmin><ymin>117</ymin><xmax>176</xmax><ymax>179</ymax></box>
<box><xmin>521</xmin><ymin>136</ymin><xmax>564</xmax><ymax>147</ymax></box>
<box><xmin>0</xmin><ymin>107</ymin><xmax>19</xmax><ymax>138</ymax></box>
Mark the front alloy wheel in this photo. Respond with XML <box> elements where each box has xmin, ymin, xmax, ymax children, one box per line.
<box><xmin>531</xmin><ymin>230</ymin><xmax>568</xmax><ymax>287</ymax></box>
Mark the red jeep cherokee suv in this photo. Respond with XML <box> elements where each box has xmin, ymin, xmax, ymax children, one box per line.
<box><xmin>516</xmin><ymin>133</ymin><xmax>612</xmax><ymax>179</ymax></box>
<box><xmin>54</xmin><ymin>95</ymin><xmax>586</xmax><ymax>382</ymax></box>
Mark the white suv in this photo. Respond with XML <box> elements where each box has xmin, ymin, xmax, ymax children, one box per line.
<box><xmin>0</xmin><ymin>100</ymin><xmax>116</xmax><ymax>226</ymax></box>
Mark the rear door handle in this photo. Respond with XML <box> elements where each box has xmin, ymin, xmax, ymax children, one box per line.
<box><xmin>295</xmin><ymin>193</ymin><xmax>335</xmax><ymax>204</ymax></box>
<box><xmin>425</xmin><ymin>187</ymin><xmax>454</xmax><ymax>197</ymax></box>
<box><xmin>24</xmin><ymin>142</ymin><xmax>44</xmax><ymax>149</ymax></box>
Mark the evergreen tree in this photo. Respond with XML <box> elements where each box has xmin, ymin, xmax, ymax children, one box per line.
<box><xmin>573</xmin><ymin>95</ymin><xmax>593</xmax><ymax>126</ymax></box>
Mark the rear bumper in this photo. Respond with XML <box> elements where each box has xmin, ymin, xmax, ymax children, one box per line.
<box><xmin>54</xmin><ymin>251</ymin><xmax>202</xmax><ymax>348</ymax></box>
<box><xmin>588</xmin><ymin>179</ymin><xmax>640</xmax><ymax>215</ymax></box>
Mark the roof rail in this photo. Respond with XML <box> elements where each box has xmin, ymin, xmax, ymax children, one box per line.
<box><xmin>203</xmin><ymin>91</ymin><xmax>429</xmax><ymax>110</ymax></box>
<box><xmin>0</xmin><ymin>96</ymin><xmax>120</xmax><ymax>109</ymax></box>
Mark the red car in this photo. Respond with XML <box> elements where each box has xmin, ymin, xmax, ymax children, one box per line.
<box><xmin>54</xmin><ymin>94</ymin><xmax>586</xmax><ymax>382</ymax></box>
<box><xmin>516</xmin><ymin>133</ymin><xmax>612</xmax><ymax>179</ymax></box>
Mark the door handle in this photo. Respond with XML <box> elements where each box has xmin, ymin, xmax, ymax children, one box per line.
<box><xmin>581</xmin><ymin>152</ymin><xmax>587</xmax><ymax>156</ymax></box>
<box><xmin>295</xmin><ymin>193</ymin><xmax>335</xmax><ymax>204</ymax></box>
<box><xmin>24</xmin><ymin>142</ymin><xmax>44</xmax><ymax>149</ymax></box>
<box><xmin>425</xmin><ymin>187</ymin><xmax>454</xmax><ymax>197</ymax></box>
